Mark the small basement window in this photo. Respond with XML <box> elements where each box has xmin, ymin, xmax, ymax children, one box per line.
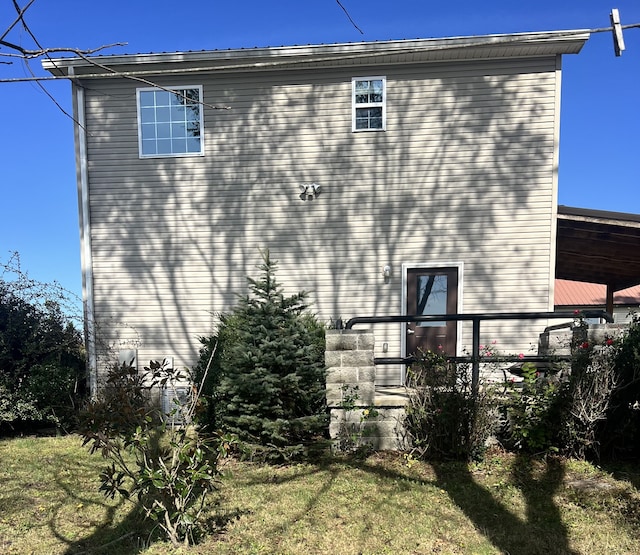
<box><xmin>137</xmin><ymin>86</ymin><xmax>204</xmax><ymax>157</ymax></box>
<box><xmin>352</xmin><ymin>77</ymin><xmax>385</xmax><ymax>131</ymax></box>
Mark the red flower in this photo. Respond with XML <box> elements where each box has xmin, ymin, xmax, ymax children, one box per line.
<box><xmin>581</xmin><ymin>342</ymin><xmax>589</xmax><ymax>349</ymax></box>
<box><xmin>606</xmin><ymin>338</ymin><xmax>614</xmax><ymax>346</ymax></box>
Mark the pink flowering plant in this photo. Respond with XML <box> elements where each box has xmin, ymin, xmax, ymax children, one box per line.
<box><xmin>404</xmin><ymin>315</ymin><xmax>640</xmax><ymax>462</ymax></box>
<box><xmin>561</xmin><ymin>326</ymin><xmax>620</xmax><ymax>459</ymax></box>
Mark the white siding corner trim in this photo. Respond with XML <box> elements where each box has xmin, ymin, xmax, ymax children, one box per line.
<box><xmin>548</xmin><ymin>54</ymin><xmax>563</xmax><ymax>313</ymax></box>
<box><xmin>75</xmin><ymin>83</ymin><xmax>98</xmax><ymax>395</ymax></box>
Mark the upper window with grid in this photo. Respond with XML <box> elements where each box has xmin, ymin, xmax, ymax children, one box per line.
<box><xmin>137</xmin><ymin>86</ymin><xmax>204</xmax><ymax>158</ymax></box>
<box><xmin>352</xmin><ymin>77</ymin><xmax>386</xmax><ymax>132</ymax></box>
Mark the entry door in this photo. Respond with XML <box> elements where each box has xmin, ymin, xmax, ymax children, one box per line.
<box><xmin>406</xmin><ymin>267</ymin><xmax>458</xmax><ymax>356</ymax></box>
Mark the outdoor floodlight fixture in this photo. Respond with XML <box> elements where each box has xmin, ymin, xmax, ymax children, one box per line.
<box><xmin>299</xmin><ymin>182</ymin><xmax>322</xmax><ymax>201</ymax></box>
<box><xmin>383</xmin><ymin>265</ymin><xmax>392</xmax><ymax>283</ymax></box>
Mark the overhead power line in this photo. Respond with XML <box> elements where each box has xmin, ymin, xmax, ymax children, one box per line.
<box><xmin>1</xmin><ymin>20</ymin><xmax>639</xmax><ymax>85</ymax></box>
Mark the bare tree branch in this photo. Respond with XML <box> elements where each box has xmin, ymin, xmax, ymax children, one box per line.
<box><xmin>0</xmin><ymin>0</ymin><xmax>36</xmax><ymax>42</ymax></box>
<box><xmin>0</xmin><ymin>39</ymin><xmax>127</xmax><ymax>59</ymax></box>
<box><xmin>74</xmin><ymin>51</ymin><xmax>231</xmax><ymax>111</ymax></box>
<box><xmin>7</xmin><ymin>0</ymin><xmax>86</xmax><ymax>133</ymax></box>
<box><xmin>1</xmin><ymin>1</ymin><xmax>228</xmax><ymax>117</ymax></box>
<box><xmin>21</xmin><ymin>56</ymin><xmax>78</xmax><ymax>123</ymax></box>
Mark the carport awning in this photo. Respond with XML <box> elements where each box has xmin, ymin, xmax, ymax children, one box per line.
<box><xmin>556</xmin><ymin>206</ymin><xmax>640</xmax><ymax>292</ymax></box>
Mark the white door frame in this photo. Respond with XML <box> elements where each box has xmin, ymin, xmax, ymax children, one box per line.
<box><xmin>401</xmin><ymin>261</ymin><xmax>464</xmax><ymax>382</ymax></box>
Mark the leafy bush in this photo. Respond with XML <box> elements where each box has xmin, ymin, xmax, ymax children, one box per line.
<box><xmin>404</xmin><ymin>350</ymin><xmax>495</xmax><ymax>461</ymax></box>
<box><xmin>499</xmin><ymin>362</ymin><xmax>563</xmax><ymax>454</ymax></box>
<box><xmin>498</xmin><ymin>316</ymin><xmax>638</xmax><ymax>461</ymax></box>
<box><xmin>195</xmin><ymin>250</ymin><xmax>326</xmax><ymax>461</ymax></box>
<box><xmin>0</xmin><ymin>280</ymin><xmax>85</xmax><ymax>432</ymax></box>
<box><xmin>80</xmin><ymin>359</ymin><xmax>234</xmax><ymax>546</ymax></box>
<box><xmin>598</xmin><ymin>315</ymin><xmax>640</xmax><ymax>459</ymax></box>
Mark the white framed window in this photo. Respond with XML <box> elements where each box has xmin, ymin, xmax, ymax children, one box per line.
<box><xmin>137</xmin><ymin>86</ymin><xmax>204</xmax><ymax>158</ymax></box>
<box><xmin>352</xmin><ymin>77</ymin><xmax>386</xmax><ymax>131</ymax></box>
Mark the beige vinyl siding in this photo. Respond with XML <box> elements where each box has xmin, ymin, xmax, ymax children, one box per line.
<box><xmin>82</xmin><ymin>55</ymin><xmax>560</xmax><ymax>384</ymax></box>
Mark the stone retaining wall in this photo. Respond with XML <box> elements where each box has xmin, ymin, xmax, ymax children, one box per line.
<box><xmin>326</xmin><ymin>322</ymin><xmax>629</xmax><ymax>452</ymax></box>
<box><xmin>538</xmin><ymin>323</ymin><xmax>627</xmax><ymax>358</ymax></box>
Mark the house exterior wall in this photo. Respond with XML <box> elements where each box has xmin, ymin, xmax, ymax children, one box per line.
<box><xmin>73</xmin><ymin>50</ymin><xmax>567</xmax><ymax>385</ymax></box>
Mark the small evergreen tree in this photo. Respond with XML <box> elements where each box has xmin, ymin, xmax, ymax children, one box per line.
<box><xmin>199</xmin><ymin>250</ymin><xmax>326</xmax><ymax>460</ymax></box>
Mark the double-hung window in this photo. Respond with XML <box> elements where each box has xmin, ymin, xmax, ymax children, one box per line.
<box><xmin>352</xmin><ymin>77</ymin><xmax>386</xmax><ymax>131</ymax></box>
<box><xmin>137</xmin><ymin>86</ymin><xmax>204</xmax><ymax>157</ymax></box>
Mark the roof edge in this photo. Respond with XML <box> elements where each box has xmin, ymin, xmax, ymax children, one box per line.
<box><xmin>558</xmin><ymin>205</ymin><xmax>640</xmax><ymax>226</ymax></box>
<box><xmin>42</xmin><ymin>29</ymin><xmax>590</xmax><ymax>76</ymax></box>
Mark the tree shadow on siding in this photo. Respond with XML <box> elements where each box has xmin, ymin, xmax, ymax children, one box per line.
<box><xmin>82</xmin><ymin>55</ymin><xmax>561</xmax><ymax>377</ymax></box>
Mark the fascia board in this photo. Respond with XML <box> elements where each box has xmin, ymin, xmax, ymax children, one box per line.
<box><xmin>42</xmin><ymin>30</ymin><xmax>590</xmax><ymax>77</ymax></box>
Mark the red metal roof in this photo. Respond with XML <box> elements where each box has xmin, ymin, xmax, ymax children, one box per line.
<box><xmin>555</xmin><ymin>279</ymin><xmax>640</xmax><ymax>306</ymax></box>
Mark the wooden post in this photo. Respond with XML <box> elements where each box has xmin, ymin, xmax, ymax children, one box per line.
<box><xmin>605</xmin><ymin>284</ymin><xmax>615</xmax><ymax>321</ymax></box>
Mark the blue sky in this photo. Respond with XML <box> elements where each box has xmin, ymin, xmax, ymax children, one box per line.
<box><xmin>1</xmin><ymin>0</ymin><xmax>638</xmax><ymax>300</ymax></box>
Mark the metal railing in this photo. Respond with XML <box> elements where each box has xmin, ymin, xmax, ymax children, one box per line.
<box><xmin>342</xmin><ymin>310</ymin><xmax>613</xmax><ymax>391</ymax></box>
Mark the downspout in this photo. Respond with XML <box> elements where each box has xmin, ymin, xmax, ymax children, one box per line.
<box><xmin>71</xmin><ymin>70</ymin><xmax>98</xmax><ymax>395</ymax></box>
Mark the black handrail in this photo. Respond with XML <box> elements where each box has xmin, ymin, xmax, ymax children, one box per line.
<box><xmin>342</xmin><ymin>310</ymin><xmax>613</xmax><ymax>392</ymax></box>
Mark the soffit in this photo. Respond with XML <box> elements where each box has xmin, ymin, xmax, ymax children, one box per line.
<box><xmin>556</xmin><ymin>206</ymin><xmax>640</xmax><ymax>292</ymax></box>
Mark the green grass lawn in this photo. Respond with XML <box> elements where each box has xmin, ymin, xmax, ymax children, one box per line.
<box><xmin>1</xmin><ymin>435</ymin><xmax>639</xmax><ymax>554</ymax></box>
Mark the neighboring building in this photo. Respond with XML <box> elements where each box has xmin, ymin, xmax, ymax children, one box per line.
<box><xmin>555</xmin><ymin>279</ymin><xmax>640</xmax><ymax>323</ymax></box>
<box><xmin>44</xmin><ymin>30</ymin><xmax>591</xmax><ymax>392</ymax></box>
<box><xmin>555</xmin><ymin>205</ymin><xmax>640</xmax><ymax>318</ymax></box>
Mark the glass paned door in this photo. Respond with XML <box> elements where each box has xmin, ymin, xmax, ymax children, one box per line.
<box><xmin>406</xmin><ymin>267</ymin><xmax>458</xmax><ymax>355</ymax></box>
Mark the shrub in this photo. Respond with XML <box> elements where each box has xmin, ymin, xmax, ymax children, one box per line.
<box><xmin>598</xmin><ymin>315</ymin><xmax>640</xmax><ymax>459</ymax></box>
<box><xmin>560</xmin><ymin>337</ymin><xmax>619</xmax><ymax>460</ymax></box>
<box><xmin>498</xmin><ymin>316</ymin><xmax>637</xmax><ymax>461</ymax></box>
<box><xmin>499</xmin><ymin>362</ymin><xmax>563</xmax><ymax>454</ymax></box>
<box><xmin>405</xmin><ymin>317</ymin><xmax>640</xmax><ymax>462</ymax></box>
<box><xmin>80</xmin><ymin>359</ymin><xmax>234</xmax><ymax>546</ymax></box>
<box><xmin>0</xmin><ymin>280</ymin><xmax>85</xmax><ymax>432</ymax></box>
<box><xmin>196</xmin><ymin>250</ymin><xmax>326</xmax><ymax>461</ymax></box>
<box><xmin>404</xmin><ymin>350</ymin><xmax>495</xmax><ymax>461</ymax></box>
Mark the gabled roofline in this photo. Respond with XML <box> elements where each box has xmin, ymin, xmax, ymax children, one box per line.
<box><xmin>42</xmin><ymin>29</ymin><xmax>590</xmax><ymax>78</ymax></box>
